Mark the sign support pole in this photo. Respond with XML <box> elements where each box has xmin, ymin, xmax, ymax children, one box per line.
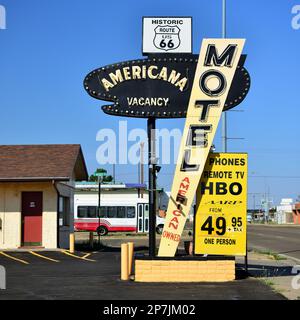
<box><xmin>98</xmin><ymin>177</ymin><xmax>101</xmax><ymax>245</ymax></box>
<box><xmin>245</xmin><ymin>239</ymin><xmax>249</xmax><ymax>276</ymax></box>
<box><xmin>148</xmin><ymin>117</ymin><xmax>157</xmax><ymax>257</ymax></box>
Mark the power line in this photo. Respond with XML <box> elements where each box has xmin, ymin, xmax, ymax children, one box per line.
<box><xmin>248</xmin><ymin>175</ymin><xmax>300</xmax><ymax>179</ymax></box>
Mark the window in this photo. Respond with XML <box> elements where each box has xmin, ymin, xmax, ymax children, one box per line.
<box><xmin>78</xmin><ymin>206</ymin><xmax>88</xmax><ymax>218</ymax></box>
<box><xmin>107</xmin><ymin>207</ymin><xmax>117</xmax><ymax>218</ymax></box>
<box><xmin>77</xmin><ymin>206</ymin><xmax>136</xmax><ymax>219</ymax></box>
<box><xmin>138</xmin><ymin>205</ymin><xmax>143</xmax><ymax>218</ymax></box>
<box><xmin>88</xmin><ymin>206</ymin><xmax>97</xmax><ymax>218</ymax></box>
<box><xmin>99</xmin><ymin>206</ymin><xmax>106</xmax><ymax>218</ymax></box>
<box><xmin>77</xmin><ymin>206</ymin><xmax>98</xmax><ymax>218</ymax></box>
<box><xmin>59</xmin><ymin>197</ymin><xmax>70</xmax><ymax>226</ymax></box>
<box><xmin>127</xmin><ymin>207</ymin><xmax>136</xmax><ymax>219</ymax></box>
<box><xmin>117</xmin><ymin>207</ymin><xmax>126</xmax><ymax>218</ymax></box>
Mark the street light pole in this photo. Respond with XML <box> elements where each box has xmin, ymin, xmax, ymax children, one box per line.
<box><xmin>222</xmin><ymin>0</ymin><xmax>227</xmax><ymax>153</ymax></box>
<box><xmin>222</xmin><ymin>0</ymin><xmax>226</xmax><ymax>38</ymax></box>
<box><xmin>113</xmin><ymin>164</ymin><xmax>116</xmax><ymax>183</ymax></box>
<box><xmin>95</xmin><ymin>170</ymin><xmax>106</xmax><ymax>246</ymax></box>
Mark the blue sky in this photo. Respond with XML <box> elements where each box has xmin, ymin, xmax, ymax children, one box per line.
<box><xmin>0</xmin><ymin>0</ymin><xmax>299</xmax><ymax>207</ymax></box>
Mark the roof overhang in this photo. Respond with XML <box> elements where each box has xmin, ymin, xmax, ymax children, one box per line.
<box><xmin>0</xmin><ymin>177</ymin><xmax>70</xmax><ymax>182</ymax></box>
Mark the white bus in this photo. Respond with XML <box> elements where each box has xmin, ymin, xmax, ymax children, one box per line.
<box><xmin>74</xmin><ymin>183</ymin><xmax>165</xmax><ymax>235</ymax></box>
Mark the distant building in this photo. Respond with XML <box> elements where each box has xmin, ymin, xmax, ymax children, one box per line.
<box><xmin>0</xmin><ymin>145</ymin><xmax>88</xmax><ymax>249</ymax></box>
<box><xmin>292</xmin><ymin>203</ymin><xmax>300</xmax><ymax>224</ymax></box>
<box><xmin>275</xmin><ymin>198</ymin><xmax>294</xmax><ymax>224</ymax></box>
<box><xmin>247</xmin><ymin>209</ymin><xmax>264</xmax><ymax>222</ymax></box>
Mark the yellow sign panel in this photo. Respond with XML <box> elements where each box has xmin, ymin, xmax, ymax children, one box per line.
<box><xmin>194</xmin><ymin>153</ymin><xmax>248</xmax><ymax>256</ymax></box>
<box><xmin>158</xmin><ymin>39</ymin><xmax>245</xmax><ymax>257</ymax></box>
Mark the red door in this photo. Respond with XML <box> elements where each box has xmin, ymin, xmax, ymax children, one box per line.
<box><xmin>21</xmin><ymin>192</ymin><xmax>43</xmax><ymax>246</ymax></box>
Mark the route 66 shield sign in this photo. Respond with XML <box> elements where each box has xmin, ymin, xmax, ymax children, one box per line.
<box><xmin>153</xmin><ymin>25</ymin><xmax>181</xmax><ymax>51</ymax></box>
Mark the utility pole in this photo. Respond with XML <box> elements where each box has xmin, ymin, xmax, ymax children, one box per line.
<box><xmin>264</xmin><ymin>186</ymin><xmax>271</xmax><ymax>223</ymax></box>
<box><xmin>263</xmin><ymin>196</ymin><xmax>269</xmax><ymax>223</ymax></box>
<box><xmin>138</xmin><ymin>161</ymin><xmax>140</xmax><ymax>185</ymax></box>
<box><xmin>140</xmin><ymin>142</ymin><xmax>144</xmax><ymax>198</ymax></box>
<box><xmin>222</xmin><ymin>0</ymin><xmax>227</xmax><ymax>152</ymax></box>
<box><xmin>113</xmin><ymin>164</ymin><xmax>116</xmax><ymax>183</ymax></box>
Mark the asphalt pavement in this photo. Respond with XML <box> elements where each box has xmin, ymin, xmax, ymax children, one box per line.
<box><xmin>1</xmin><ymin>224</ymin><xmax>298</xmax><ymax>300</ymax></box>
<box><xmin>247</xmin><ymin>224</ymin><xmax>300</xmax><ymax>260</ymax></box>
<box><xmin>0</xmin><ymin>249</ymin><xmax>285</xmax><ymax>300</ymax></box>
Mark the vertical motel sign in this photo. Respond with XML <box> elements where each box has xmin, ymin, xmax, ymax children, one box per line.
<box><xmin>158</xmin><ymin>39</ymin><xmax>245</xmax><ymax>257</ymax></box>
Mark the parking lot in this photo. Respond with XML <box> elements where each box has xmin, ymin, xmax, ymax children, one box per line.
<box><xmin>0</xmin><ymin>239</ymin><xmax>286</xmax><ymax>300</ymax></box>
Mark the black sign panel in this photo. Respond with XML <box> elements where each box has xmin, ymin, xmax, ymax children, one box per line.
<box><xmin>84</xmin><ymin>54</ymin><xmax>250</xmax><ymax>118</ymax></box>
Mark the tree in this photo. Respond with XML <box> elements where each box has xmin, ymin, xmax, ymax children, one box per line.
<box><xmin>89</xmin><ymin>168</ymin><xmax>113</xmax><ymax>183</ymax></box>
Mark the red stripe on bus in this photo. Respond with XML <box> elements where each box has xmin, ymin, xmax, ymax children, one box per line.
<box><xmin>74</xmin><ymin>222</ymin><xmax>136</xmax><ymax>233</ymax></box>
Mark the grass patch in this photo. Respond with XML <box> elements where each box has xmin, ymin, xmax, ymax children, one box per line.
<box><xmin>252</xmin><ymin>249</ymin><xmax>287</xmax><ymax>261</ymax></box>
<box><xmin>271</xmin><ymin>254</ymin><xmax>287</xmax><ymax>261</ymax></box>
<box><xmin>261</xmin><ymin>279</ymin><xmax>275</xmax><ymax>287</ymax></box>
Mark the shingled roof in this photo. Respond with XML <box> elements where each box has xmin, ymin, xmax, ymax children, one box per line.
<box><xmin>0</xmin><ymin>144</ymin><xmax>88</xmax><ymax>181</ymax></box>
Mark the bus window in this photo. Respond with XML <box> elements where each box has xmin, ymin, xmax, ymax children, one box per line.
<box><xmin>138</xmin><ymin>219</ymin><xmax>142</xmax><ymax>231</ymax></box>
<box><xmin>145</xmin><ymin>219</ymin><xmax>149</xmax><ymax>231</ymax></box>
<box><xmin>107</xmin><ymin>207</ymin><xmax>117</xmax><ymax>218</ymax></box>
<box><xmin>99</xmin><ymin>206</ymin><xmax>106</xmax><ymax>218</ymax></box>
<box><xmin>127</xmin><ymin>207</ymin><xmax>135</xmax><ymax>218</ymax></box>
<box><xmin>88</xmin><ymin>206</ymin><xmax>97</xmax><ymax>218</ymax></box>
<box><xmin>117</xmin><ymin>207</ymin><xmax>126</xmax><ymax>218</ymax></box>
<box><xmin>78</xmin><ymin>206</ymin><xmax>88</xmax><ymax>218</ymax></box>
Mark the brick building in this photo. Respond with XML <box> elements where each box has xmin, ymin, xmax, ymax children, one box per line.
<box><xmin>292</xmin><ymin>203</ymin><xmax>300</xmax><ymax>224</ymax></box>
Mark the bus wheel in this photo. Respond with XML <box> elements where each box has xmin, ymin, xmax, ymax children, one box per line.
<box><xmin>97</xmin><ymin>226</ymin><xmax>108</xmax><ymax>236</ymax></box>
<box><xmin>156</xmin><ymin>225</ymin><xmax>164</xmax><ymax>234</ymax></box>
